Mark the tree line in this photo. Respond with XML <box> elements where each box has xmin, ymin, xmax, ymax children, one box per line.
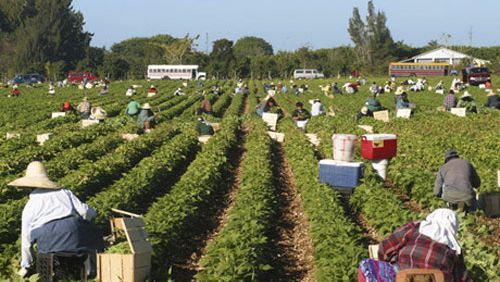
<box><xmin>1</xmin><ymin>1</ymin><xmax>499</xmax><ymax>81</ymax></box>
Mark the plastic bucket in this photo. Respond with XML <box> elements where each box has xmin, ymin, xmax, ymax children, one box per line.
<box><xmin>332</xmin><ymin>134</ymin><xmax>357</xmax><ymax>162</ymax></box>
<box><xmin>371</xmin><ymin>159</ymin><xmax>389</xmax><ymax>180</ymax></box>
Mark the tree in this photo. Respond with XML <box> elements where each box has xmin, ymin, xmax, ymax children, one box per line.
<box><xmin>208</xmin><ymin>39</ymin><xmax>234</xmax><ymax>78</ymax></box>
<box><xmin>348</xmin><ymin>1</ymin><xmax>395</xmax><ymax>73</ymax></box>
<box><xmin>99</xmin><ymin>53</ymin><xmax>129</xmax><ymax>80</ymax></box>
<box><xmin>152</xmin><ymin>34</ymin><xmax>199</xmax><ymax>64</ymax></box>
<box><xmin>233</xmin><ymin>36</ymin><xmax>273</xmax><ymax>58</ymax></box>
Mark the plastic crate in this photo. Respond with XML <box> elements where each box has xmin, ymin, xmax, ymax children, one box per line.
<box><xmin>37</xmin><ymin>252</ymin><xmax>87</xmax><ymax>282</ymax></box>
<box><xmin>319</xmin><ymin>159</ymin><xmax>363</xmax><ymax>191</ymax></box>
<box><xmin>361</xmin><ymin>134</ymin><xmax>397</xmax><ymax>160</ymax></box>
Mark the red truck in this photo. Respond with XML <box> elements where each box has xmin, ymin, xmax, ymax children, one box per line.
<box><xmin>462</xmin><ymin>67</ymin><xmax>490</xmax><ymax>86</ymax></box>
<box><xmin>67</xmin><ymin>72</ymin><xmax>99</xmax><ymax>84</ymax></box>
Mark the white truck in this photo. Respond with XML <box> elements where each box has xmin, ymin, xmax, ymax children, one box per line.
<box><xmin>147</xmin><ymin>65</ymin><xmax>206</xmax><ymax>80</ymax></box>
<box><xmin>293</xmin><ymin>69</ymin><xmax>324</xmax><ymax>79</ymax></box>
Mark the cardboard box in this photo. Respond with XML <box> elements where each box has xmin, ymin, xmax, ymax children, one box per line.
<box><xmin>267</xmin><ymin>131</ymin><xmax>284</xmax><ymax>143</ymax></box>
<box><xmin>122</xmin><ymin>134</ymin><xmax>139</xmax><ymax>141</ymax></box>
<box><xmin>450</xmin><ymin>108</ymin><xmax>466</xmax><ymax>117</ymax></box>
<box><xmin>198</xmin><ymin>135</ymin><xmax>212</xmax><ymax>144</ymax></box>
<box><xmin>262</xmin><ymin>113</ymin><xmax>278</xmax><ymax>131</ymax></box>
<box><xmin>97</xmin><ymin>210</ymin><xmax>152</xmax><ymax>282</ymax></box>
<box><xmin>396</xmin><ymin>109</ymin><xmax>412</xmax><ymax>119</ymax></box>
<box><xmin>36</xmin><ymin>133</ymin><xmax>53</xmax><ymax>145</ymax></box>
<box><xmin>51</xmin><ymin>112</ymin><xmax>66</xmax><ymax>118</ymax></box>
<box><xmin>211</xmin><ymin>123</ymin><xmax>221</xmax><ymax>132</ymax></box>
<box><xmin>373</xmin><ymin>110</ymin><xmax>389</xmax><ymax>122</ymax></box>
<box><xmin>82</xmin><ymin>119</ymin><xmax>100</xmax><ymax>128</ymax></box>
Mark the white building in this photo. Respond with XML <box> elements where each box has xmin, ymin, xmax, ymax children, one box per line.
<box><xmin>401</xmin><ymin>47</ymin><xmax>489</xmax><ymax>66</ymax></box>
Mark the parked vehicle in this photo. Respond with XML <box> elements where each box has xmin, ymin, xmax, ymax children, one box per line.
<box><xmin>462</xmin><ymin>67</ymin><xmax>490</xmax><ymax>86</ymax></box>
<box><xmin>293</xmin><ymin>69</ymin><xmax>325</xmax><ymax>79</ymax></box>
<box><xmin>67</xmin><ymin>72</ymin><xmax>99</xmax><ymax>84</ymax></box>
<box><xmin>389</xmin><ymin>62</ymin><xmax>452</xmax><ymax>77</ymax></box>
<box><xmin>9</xmin><ymin>73</ymin><xmax>44</xmax><ymax>85</ymax></box>
<box><xmin>147</xmin><ymin>65</ymin><xmax>206</xmax><ymax>80</ymax></box>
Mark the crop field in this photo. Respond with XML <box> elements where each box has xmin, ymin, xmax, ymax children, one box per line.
<box><xmin>0</xmin><ymin>76</ymin><xmax>498</xmax><ymax>281</ymax></box>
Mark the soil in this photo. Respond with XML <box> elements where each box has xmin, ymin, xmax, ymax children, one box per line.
<box><xmin>265</xmin><ymin>143</ymin><xmax>316</xmax><ymax>282</ymax></box>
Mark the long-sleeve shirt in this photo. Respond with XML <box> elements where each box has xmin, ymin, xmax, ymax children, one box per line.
<box><xmin>137</xmin><ymin>109</ymin><xmax>155</xmax><ymax>128</ymax></box>
<box><xmin>311</xmin><ymin>102</ymin><xmax>325</xmax><ymax>116</ymax></box>
<box><xmin>77</xmin><ymin>101</ymin><xmax>91</xmax><ymax>114</ymax></box>
<box><xmin>292</xmin><ymin>108</ymin><xmax>311</xmax><ymax>121</ymax></box>
<box><xmin>378</xmin><ymin>222</ymin><xmax>471</xmax><ymax>282</ymax></box>
<box><xmin>21</xmin><ymin>189</ymin><xmax>96</xmax><ymax>268</ymax></box>
<box><xmin>443</xmin><ymin>94</ymin><xmax>457</xmax><ymax>110</ymax></box>
<box><xmin>434</xmin><ymin>158</ymin><xmax>480</xmax><ymax>203</ymax></box>
<box><xmin>485</xmin><ymin>95</ymin><xmax>500</xmax><ymax>109</ymax></box>
<box><xmin>365</xmin><ymin>98</ymin><xmax>383</xmax><ymax>112</ymax></box>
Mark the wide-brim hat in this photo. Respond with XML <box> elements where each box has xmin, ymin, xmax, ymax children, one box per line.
<box><xmin>141</xmin><ymin>103</ymin><xmax>151</xmax><ymax>110</ymax></box>
<box><xmin>461</xmin><ymin>91</ymin><xmax>472</xmax><ymax>99</ymax></box>
<box><xmin>8</xmin><ymin>161</ymin><xmax>61</xmax><ymax>189</ymax></box>
<box><xmin>395</xmin><ymin>86</ymin><xmax>405</xmax><ymax>95</ymax></box>
<box><xmin>91</xmin><ymin>107</ymin><xmax>107</xmax><ymax>120</ymax></box>
<box><xmin>444</xmin><ymin>149</ymin><xmax>459</xmax><ymax>163</ymax></box>
<box><xmin>361</xmin><ymin>106</ymin><xmax>369</xmax><ymax>114</ymax></box>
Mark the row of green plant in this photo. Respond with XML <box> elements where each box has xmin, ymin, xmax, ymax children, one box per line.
<box><xmin>88</xmin><ymin>128</ymin><xmax>200</xmax><ymax>226</ymax></box>
<box><xmin>197</xmin><ymin>118</ymin><xmax>275</xmax><ymax>281</ymax></box>
<box><xmin>144</xmin><ymin>93</ymin><xmax>244</xmax><ymax>279</ymax></box>
<box><xmin>281</xmin><ymin>120</ymin><xmax>367</xmax><ymax>281</ymax></box>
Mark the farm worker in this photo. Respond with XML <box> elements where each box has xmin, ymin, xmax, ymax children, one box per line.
<box><xmin>292</xmin><ymin>102</ymin><xmax>311</xmax><ymax>129</ymax></box>
<box><xmin>370</xmin><ymin>81</ymin><xmax>379</xmax><ymax>95</ymax></box>
<box><xmin>256</xmin><ymin>97</ymin><xmax>283</xmax><ymax>119</ymax></box>
<box><xmin>443</xmin><ymin>90</ymin><xmax>457</xmax><ymax>111</ymax></box>
<box><xmin>90</xmin><ymin>107</ymin><xmax>107</xmax><ymax>121</ymax></box>
<box><xmin>310</xmin><ymin>99</ymin><xmax>325</xmax><ymax>117</ymax></box>
<box><xmin>98</xmin><ymin>82</ymin><xmax>109</xmax><ymax>96</ymax></box>
<box><xmin>174</xmin><ymin>87</ymin><xmax>184</xmax><ymax>96</ymax></box>
<box><xmin>60</xmin><ymin>100</ymin><xmax>73</xmax><ymax>112</ymax></box>
<box><xmin>11</xmin><ymin>84</ymin><xmax>21</xmax><ymax>97</ymax></box>
<box><xmin>395</xmin><ymin>92</ymin><xmax>414</xmax><ymax>110</ymax></box>
<box><xmin>484</xmin><ymin>79</ymin><xmax>492</xmax><ymax>89</ymax></box>
<box><xmin>137</xmin><ymin>103</ymin><xmax>156</xmax><ymax>133</ymax></box>
<box><xmin>196</xmin><ymin>117</ymin><xmax>214</xmax><ymax>136</ymax></box>
<box><xmin>434</xmin><ymin>149</ymin><xmax>480</xmax><ymax>213</ymax></box>
<box><xmin>456</xmin><ymin>91</ymin><xmax>477</xmax><ymax>113</ymax></box>
<box><xmin>332</xmin><ymin>82</ymin><xmax>342</xmax><ymax>94</ymax></box>
<box><xmin>355</xmin><ymin>92</ymin><xmax>383</xmax><ymax>121</ymax></box>
<box><xmin>435</xmin><ymin>80</ymin><xmax>444</xmax><ymax>91</ymax></box>
<box><xmin>484</xmin><ymin>91</ymin><xmax>500</xmax><ymax>109</ymax></box>
<box><xmin>125</xmin><ymin>86</ymin><xmax>135</xmax><ymax>96</ymax></box>
<box><xmin>358</xmin><ymin>209</ymin><xmax>471</xmax><ymax>282</ymax></box>
<box><xmin>48</xmin><ymin>84</ymin><xmax>55</xmax><ymax>96</ymax></box>
<box><xmin>148</xmin><ymin>85</ymin><xmax>157</xmax><ymax>95</ymax></box>
<box><xmin>126</xmin><ymin>98</ymin><xmax>141</xmax><ymax>117</ymax></box>
<box><xmin>197</xmin><ymin>94</ymin><xmax>212</xmax><ymax>115</ymax></box>
<box><xmin>77</xmin><ymin>96</ymin><xmax>91</xmax><ymax>119</ymax></box>
<box><xmin>8</xmin><ymin>161</ymin><xmax>104</xmax><ymax>278</ymax></box>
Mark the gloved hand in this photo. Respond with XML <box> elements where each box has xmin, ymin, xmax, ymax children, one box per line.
<box><xmin>17</xmin><ymin>268</ymin><xmax>28</xmax><ymax>277</ymax></box>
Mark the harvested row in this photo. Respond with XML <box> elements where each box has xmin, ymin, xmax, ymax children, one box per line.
<box><xmin>211</xmin><ymin>92</ymin><xmax>232</xmax><ymax>117</ymax></box>
<box><xmin>281</xmin><ymin>120</ymin><xmax>367</xmax><ymax>281</ymax></box>
<box><xmin>196</xmin><ymin>118</ymin><xmax>275</xmax><ymax>281</ymax></box>
<box><xmin>88</xmin><ymin>128</ymin><xmax>200</xmax><ymax>226</ymax></box>
<box><xmin>145</xmin><ymin>94</ymin><xmax>244</xmax><ymax>279</ymax></box>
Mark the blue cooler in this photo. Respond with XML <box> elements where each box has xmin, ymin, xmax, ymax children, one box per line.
<box><xmin>319</xmin><ymin>159</ymin><xmax>364</xmax><ymax>191</ymax></box>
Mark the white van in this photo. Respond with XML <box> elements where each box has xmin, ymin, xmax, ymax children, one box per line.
<box><xmin>293</xmin><ymin>69</ymin><xmax>324</xmax><ymax>79</ymax></box>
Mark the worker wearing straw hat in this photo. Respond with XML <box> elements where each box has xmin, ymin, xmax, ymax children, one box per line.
<box><xmin>9</xmin><ymin>161</ymin><xmax>104</xmax><ymax>278</ymax></box>
<box><xmin>456</xmin><ymin>91</ymin><xmax>477</xmax><ymax>113</ymax></box>
<box><xmin>137</xmin><ymin>103</ymin><xmax>156</xmax><ymax>133</ymax></box>
<box><xmin>484</xmin><ymin>91</ymin><xmax>499</xmax><ymax>109</ymax></box>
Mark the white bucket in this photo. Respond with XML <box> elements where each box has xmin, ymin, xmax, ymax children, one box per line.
<box><xmin>372</xmin><ymin>159</ymin><xmax>389</xmax><ymax>180</ymax></box>
<box><xmin>332</xmin><ymin>134</ymin><xmax>357</xmax><ymax>162</ymax></box>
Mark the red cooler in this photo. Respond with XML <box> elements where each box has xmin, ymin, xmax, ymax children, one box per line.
<box><xmin>361</xmin><ymin>134</ymin><xmax>397</xmax><ymax>160</ymax></box>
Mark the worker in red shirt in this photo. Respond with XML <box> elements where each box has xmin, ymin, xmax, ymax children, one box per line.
<box><xmin>358</xmin><ymin>209</ymin><xmax>471</xmax><ymax>282</ymax></box>
<box><xmin>12</xmin><ymin>85</ymin><xmax>21</xmax><ymax>97</ymax></box>
<box><xmin>60</xmin><ymin>100</ymin><xmax>73</xmax><ymax>112</ymax></box>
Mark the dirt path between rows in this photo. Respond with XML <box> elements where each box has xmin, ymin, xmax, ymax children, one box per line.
<box><xmin>167</xmin><ymin>94</ymin><xmax>249</xmax><ymax>281</ymax></box>
<box><xmin>265</xmin><ymin>143</ymin><xmax>316</xmax><ymax>282</ymax></box>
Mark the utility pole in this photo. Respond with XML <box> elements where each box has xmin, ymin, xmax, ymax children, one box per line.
<box><xmin>468</xmin><ymin>26</ymin><xmax>473</xmax><ymax>47</ymax></box>
<box><xmin>205</xmin><ymin>33</ymin><xmax>209</xmax><ymax>54</ymax></box>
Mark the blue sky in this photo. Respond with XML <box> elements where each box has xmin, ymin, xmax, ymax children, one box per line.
<box><xmin>73</xmin><ymin>0</ymin><xmax>500</xmax><ymax>52</ymax></box>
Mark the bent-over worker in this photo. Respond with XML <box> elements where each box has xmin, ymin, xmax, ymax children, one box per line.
<box><xmin>434</xmin><ymin>149</ymin><xmax>480</xmax><ymax>213</ymax></box>
<box><xmin>9</xmin><ymin>161</ymin><xmax>104</xmax><ymax>278</ymax></box>
<box><xmin>137</xmin><ymin>103</ymin><xmax>156</xmax><ymax>133</ymax></box>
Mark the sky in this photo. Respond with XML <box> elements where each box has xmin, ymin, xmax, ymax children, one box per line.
<box><xmin>72</xmin><ymin>0</ymin><xmax>500</xmax><ymax>52</ymax></box>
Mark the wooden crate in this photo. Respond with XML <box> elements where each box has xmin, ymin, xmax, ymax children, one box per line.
<box><xmin>97</xmin><ymin>211</ymin><xmax>152</xmax><ymax>282</ymax></box>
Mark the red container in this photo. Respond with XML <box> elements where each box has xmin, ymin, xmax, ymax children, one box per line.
<box><xmin>361</xmin><ymin>134</ymin><xmax>397</xmax><ymax>160</ymax></box>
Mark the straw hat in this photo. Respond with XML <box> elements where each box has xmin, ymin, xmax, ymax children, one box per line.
<box><xmin>395</xmin><ymin>86</ymin><xmax>405</xmax><ymax>95</ymax></box>
<box><xmin>461</xmin><ymin>91</ymin><xmax>472</xmax><ymax>99</ymax></box>
<box><xmin>91</xmin><ymin>107</ymin><xmax>107</xmax><ymax>120</ymax></box>
<box><xmin>8</xmin><ymin>161</ymin><xmax>61</xmax><ymax>189</ymax></box>
<box><xmin>360</xmin><ymin>106</ymin><xmax>369</xmax><ymax>115</ymax></box>
<box><xmin>141</xmin><ymin>103</ymin><xmax>151</xmax><ymax>110</ymax></box>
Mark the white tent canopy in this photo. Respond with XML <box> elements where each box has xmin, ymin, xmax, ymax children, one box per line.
<box><xmin>401</xmin><ymin>47</ymin><xmax>490</xmax><ymax>66</ymax></box>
